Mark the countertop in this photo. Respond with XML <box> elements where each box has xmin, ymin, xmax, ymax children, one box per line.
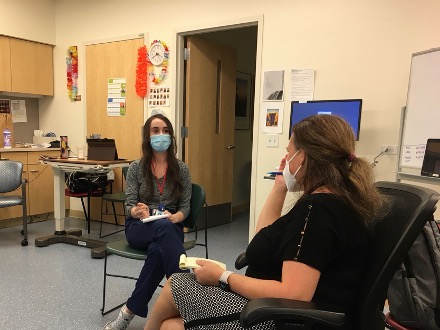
<box><xmin>0</xmin><ymin>147</ymin><xmax>58</xmax><ymax>152</ymax></box>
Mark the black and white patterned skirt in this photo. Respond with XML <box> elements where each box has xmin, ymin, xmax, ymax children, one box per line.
<box><xmin>170</xmin><ymin>273</ymin><xmax>275</xmax><ymax>330</ymax></box>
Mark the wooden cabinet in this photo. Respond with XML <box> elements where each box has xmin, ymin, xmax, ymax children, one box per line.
<box><xmin>0</xmin><ymin>36</ymin><xmax>11</xmax><ymax>91</ymax></box>
<box><xmin>0</xmin><ymin>36</ymin><xmax>53</xmax><ymax>96</ymax></box>
<box><xmin>27</xmin><ymin>152</ymin><xmax>56</xmax><ymax>215</ymax></box>
<box><xmin>0</xmin><ymin>150</ymin><xmax>59</xmax><ymax>221</ymax></box>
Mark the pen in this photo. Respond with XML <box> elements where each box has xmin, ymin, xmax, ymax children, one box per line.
<box><xmin>267</xmin><ymin>171</ymin><xmax>283</xmax><ymax>175</ymax></box>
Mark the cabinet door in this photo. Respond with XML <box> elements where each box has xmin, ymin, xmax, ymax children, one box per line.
<box><xmin>0</xmin><ymin>36</ymin><xmax>11</xmax><ymax>91</ymax></box>
<box><xmin>10</xmin><ymin>38</ymin><xmax>54</xmax><ymax>95</ymax></box>
<box><xmin>0</xmin><ymin>152</ymin><xmax>29</xmax><ymax>221</ymax></box>
<box><xmin>28</xmin><ymin>163</ymin><xmax>54</xmax><ymax>215</ymax></box>
<box><xmin>27</xmin><ymin>151</ymin><xmax>57</xmax><ymax>215</ymax></box>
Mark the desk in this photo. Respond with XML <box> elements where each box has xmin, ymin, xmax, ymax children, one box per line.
<box><xmin>35</xmin><ymin>158</ymin><xmax>131</xmax><ymax>258</ymax></box>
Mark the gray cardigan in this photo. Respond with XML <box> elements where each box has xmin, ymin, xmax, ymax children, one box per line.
<box><xmin>124</xmin><ymin>159</ymin><xmax>191</xmax><ymax>219</ymax></box>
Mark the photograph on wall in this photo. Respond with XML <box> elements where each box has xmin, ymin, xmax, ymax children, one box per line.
<box><xmin>263</xmin><ymin>70</ymin><xmax>284</xmax><ymax>101</ymax></box>
<box><xmin>261</xmin><ymin>102</ymin><xmax>284</xmax><ymax>133</ymax></box>
<box><xmin>235</xmin><ymin>72</ymin><xmax>253</xmax><ymax>130</ymax></box>
<box><xmin>0</xmin><ymin>99</ymin><xmax>10</xmax><ymax>114</ymax></box>
<box><xmin>148</xmin><ymin>86</ymin><xmax>170</xmax><ymax>107</ymax></box>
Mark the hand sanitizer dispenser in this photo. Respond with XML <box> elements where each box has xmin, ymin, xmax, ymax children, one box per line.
<box><xmin>3</xmin><ymin>128</ymin><xmax>12</xmax><ymax>148</ymax></box>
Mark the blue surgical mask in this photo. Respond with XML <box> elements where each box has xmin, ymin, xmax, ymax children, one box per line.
<box><xmin>150</xmin><ymin>134</ymin><xmax>171</xmax><ymax>152</ymax></box>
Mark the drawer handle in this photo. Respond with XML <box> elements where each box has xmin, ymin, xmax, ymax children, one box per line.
<box><xmin>0</xmin><ymin>158</ymin><xmax>9</xmax><ymax>160</ymax></box>
<box><xmin>30</xmin><ymin>170</ymin><xmax>39</xmax><ymax>173</ymax></box>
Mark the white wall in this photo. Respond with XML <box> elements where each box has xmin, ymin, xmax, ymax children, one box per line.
<box><xmin>0</xmin><ymin>0</ymin><xmax>55</xmax><ymax>44</ymax></box>
<box><xmin>7</xmin><ymin>0</ymin><xmax>440</xmax><ymax>238</ymax></box>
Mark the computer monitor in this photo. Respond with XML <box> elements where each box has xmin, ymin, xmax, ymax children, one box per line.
<box><xmin>421</xmin><ymin>139</ymin><xmax>440</xmax><ymax>177</ymax></box>
<box><xmin>87</xmin><ymin>138</ymin><xmax>119</xmax><ymax>161</ymax></box>
<box><xmin>289</xmin><ymin>99</ymin><xmax>363</xmax><ymax>140</ymax></box>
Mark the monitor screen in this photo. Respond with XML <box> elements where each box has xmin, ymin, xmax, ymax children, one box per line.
<box><xmin>289</xmin><ymin>99</ymin><xmax>363</xmax><ymax>140</ymax></box>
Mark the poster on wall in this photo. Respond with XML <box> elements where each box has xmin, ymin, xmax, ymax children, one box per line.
<box><xmin>261</xmin><ymin>102</ymin><xmax>284</xmax><ymax>134</ymax></box>
<box><xmin>0</xmin><ymin>99</ymin><xmax>10</xmax><ymax>114</ymax></box>
<box><xmin>235</xmin><ymin>72</ymin><xmax>253</xmax><ymax>130</ymax></box>
<box><xmin>11</xmin><ymin>100</ymin><xmax>27</xmax><ymax>123</ymax></box>
<box><xmin>107</xmin><ymin>78</ymin><xmax>126</xmax><ymax>116</ymax></box>
<box><xmin>291</xmin><ymin>68</ymin><xmax>315</xmax><ymax>101</ymax></box>
<box><xmin>148</xmin><ymin>86</ymin><xmax>170</xmax><ymax>107</ymax></box>
<box><xmin>263</xmin><ymin>70</ymin><xmax>284</xmax><ymax>101</ymax></box>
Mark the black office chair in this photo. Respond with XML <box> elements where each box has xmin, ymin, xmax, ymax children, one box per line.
<box><xmin>234</xmin><ymin>181</ymin><xmax>439</xmax><ymax>330</ymax></box>
<box><xmin>101</xmin><ymin>183</ymin><xmax>208</xmax><ymax>315</ymax></box>
<box><xmin>0</xmin><ymin>160</ymin><xmax>28</xmax><ymax>246</ymax></box>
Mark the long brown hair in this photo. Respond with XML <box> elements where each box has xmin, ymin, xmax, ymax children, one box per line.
<box><xmin>140</xmin><ymin>114</ymin><xmax>183</xmax><ymax>200</ymax></box>
<box><xmin>292</xmin><ymin>115</ymin><xmax>383</xmax><ymax>224</ymax></box>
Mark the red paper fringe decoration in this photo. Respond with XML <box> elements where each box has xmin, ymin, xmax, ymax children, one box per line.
<box><xmin>135</xmin><ymin>45</ymin><xmax>148</xmax><ymax>97</ymax></box>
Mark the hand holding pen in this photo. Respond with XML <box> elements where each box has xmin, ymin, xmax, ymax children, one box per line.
<box><xmin>132</xmin><ymin>202</ymin><xmax>149</xmax><ymax>219</ymax></box>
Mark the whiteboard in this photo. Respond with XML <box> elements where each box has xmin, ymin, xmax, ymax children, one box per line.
<box><xmin>400</xmin><ymin>47</ymin><xmax>440</xmax><ymax>168</ymax></box>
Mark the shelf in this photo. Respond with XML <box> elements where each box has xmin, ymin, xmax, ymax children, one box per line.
<box><xmin>397</xmin><ymin>172</ymin><xmax>440</xmax><ymax>185</ymax></box>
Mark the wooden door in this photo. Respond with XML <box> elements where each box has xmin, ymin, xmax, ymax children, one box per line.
<box><xmin>184</xmin><ymin>36</ymin><xmax>237</xmax><ymax>225</ymax></box>
<box><xmin>86</xmin><ymin>37</ymin><xmax>144</xmax><ymax>223</ymax></box>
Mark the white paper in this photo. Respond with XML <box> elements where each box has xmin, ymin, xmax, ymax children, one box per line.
<box><xmin>261</xmin><ymin>102</ymin><xmax>284</xmax><ymax>134</ymax></box>
<box><xmin>11</xmin><ymin>100</ymin><xmax>27</xmax><ymax>123</ymax></box>
<box><xmin>141</xmin><ymin>214</ymin><xmax>170</xmax><ymax>223</ymax></box>
<box><xmin>401</xmin><ymin>144</ymin><xmax>426</xmax><ymax>168</ymax></box>
<box><xmin>107</xmin><ymin>78</ymin><xmax>126</xmax><ymax>116</ymax></box>
<box><xmin>263</xmin><ymin>70</ymin><xmax>284</xmax><ymax>101</ymax></box>
<box><xmin>291</xmin><ymin>68</ymin><xmax>315</xmax><ymax>101</ymax></box>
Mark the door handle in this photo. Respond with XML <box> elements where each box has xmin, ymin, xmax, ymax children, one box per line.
<box><xmin>226</xmin><ymin>145</ymin><xmax>235</xmax><ymax>149</ymax></box>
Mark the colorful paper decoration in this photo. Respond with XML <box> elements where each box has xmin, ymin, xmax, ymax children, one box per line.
<box><xmin>135</xmin><ymin>45</ymin><xmax>148</xmax><ymax>97</ymax></box>
<box><xmin>66</xmin><ymin>46</ymin><xmax>78</xmax><ymax>101</ymax></box>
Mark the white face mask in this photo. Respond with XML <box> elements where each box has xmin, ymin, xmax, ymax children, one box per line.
<box><xmin>283</xmin><ymin>149</ymin><xmax>302</xmax><ymax>192</ymax></box>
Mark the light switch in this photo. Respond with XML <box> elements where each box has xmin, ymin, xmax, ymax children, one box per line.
<box><xmin>266</xmin><ymin>134</ymin><xmax>279</xmax><ymax>147</ymax></box>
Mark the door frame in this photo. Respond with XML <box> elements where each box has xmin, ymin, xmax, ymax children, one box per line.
<box><xmin>174</xmin><ymin>15</ymin><xmax>264</xmax><ymax>241</ymax></box>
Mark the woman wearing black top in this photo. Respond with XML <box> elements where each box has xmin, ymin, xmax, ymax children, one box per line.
<box><xmin>144</xmin><ymin>115</ymin><xmax>384</xmax><ymax>330</ymax></box>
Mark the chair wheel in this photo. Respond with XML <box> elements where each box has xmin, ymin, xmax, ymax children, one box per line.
<box><xmin>21</xmin><ymin>239</ymin><xmax>28</xmax><ymax>246</ymax></box>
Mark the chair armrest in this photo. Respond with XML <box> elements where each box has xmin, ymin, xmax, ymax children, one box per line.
<box><xmin>240</xmin><ymin>298</ymin><xmax>345</xmax><ymax>328</ymax></box>
<box><xmin>235</xmin><ymin>251</ymin><xmax>248</xmax><ymax>270</ymax></box>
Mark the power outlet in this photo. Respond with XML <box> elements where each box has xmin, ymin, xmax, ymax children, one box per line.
<box><xmin>266</xmin><ymin>134</ymin><xmax>279</xmax><ymax>148</ymax></box>
<box><xmin>381</xmin><ymin>145</ymin><xmax>398</xmax><ymax>155</ymax></box>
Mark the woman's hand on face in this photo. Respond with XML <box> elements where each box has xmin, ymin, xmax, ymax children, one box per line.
<box><xmin>274</xmin><ymin>155</ymin><xmax>288</xmax><ymax>188</ymax></box>
<box><xmin>132</xmin><ymin>203</ymin><xmax>149</xmax><ymax>219</ymax></box>
<box><xmin>193</xmin><ymin>259</ymin><xmax>225</xmax><ymax>286</ymax></box>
